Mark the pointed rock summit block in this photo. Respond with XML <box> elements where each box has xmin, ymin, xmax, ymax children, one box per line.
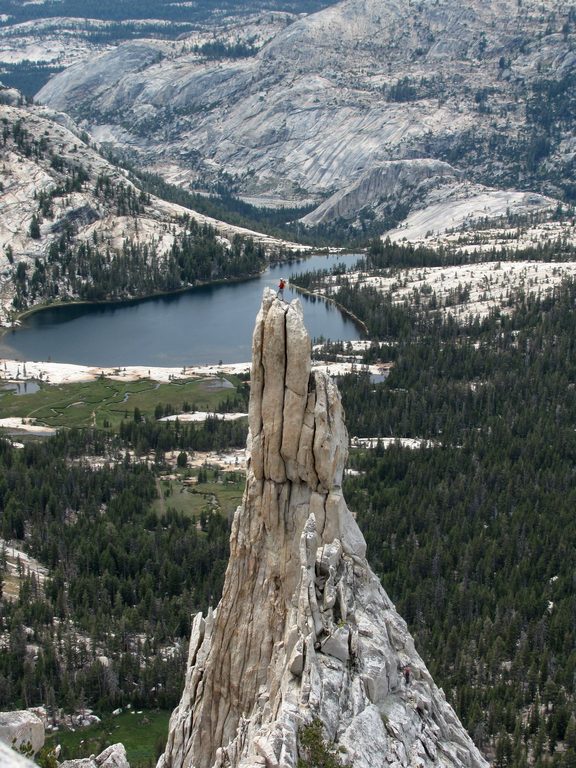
<box><xmin>159</xmin><ymin>290</ymin><xmax>488</xmax><ymax>768</ymax></box>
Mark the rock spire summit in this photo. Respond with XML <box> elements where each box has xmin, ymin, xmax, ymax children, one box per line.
<box><xmin>159</xmin><ymin>290</ymin><xmax>488</xmax><ymax>768</ymax></box>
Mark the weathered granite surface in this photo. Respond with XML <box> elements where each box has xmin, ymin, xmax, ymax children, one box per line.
<box><xmin>59</xmin><ymin>743</ymin><xmax>130</xmax><ymax>768</ymax></box>
<box><xmin>158</xmin><ymin>290</ymin><xmax>489</xmax><ymax>768</ymax></box>
<box><xmin>36</xmin><ymin>0</ymin><xmax>574</xmax><ymax>225</ymax></box>
<box><xmin>0</xmin><ymin>710</ymin><xmax>44</xmax><ymax>755</ymax></box>
<box><xmin>0</xmin><ymin>740</ymin><xmax>40</xmax><ymax>768</ymax></box>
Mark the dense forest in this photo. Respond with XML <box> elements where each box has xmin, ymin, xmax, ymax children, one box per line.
<box><xmin>0</xmin><ymin>413</ymin><xmax>250</xmax><ymax>714</ymax></box>
<box><xmin>335</xmin><ymin>280</ymin><xmax>576</xmax><ymax>768</ymax></box>
<box><xmin>13</xmin><ymin>219</ymin><xmax>267</xmax><ymax>310</ymax></box>
<box><xmin>2</xmin><ymin>114</ymin><xmax>273</xmax><ymax>311</ymax></box>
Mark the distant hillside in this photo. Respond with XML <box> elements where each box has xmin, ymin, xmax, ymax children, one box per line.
<box><xmin>0</xmin><ymin>1</ymin><xmax>334</xmax><ymax>96</ymax></box>
<box><xmin>35</xmin><ymin>0</ymin><xmax>576</xmax><ymax>236</ymax></box>
<box><xmin>0</xmin><ymin>0</ymin><xmax>331</xmax><ymax>24</ymax></box>
<box><xmin>0</xmin><ymin>102</ymin><xmax>301</xmax><ymax>324</ymax></box>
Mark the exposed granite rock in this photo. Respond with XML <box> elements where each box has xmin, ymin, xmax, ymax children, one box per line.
<box><xmin>299</xmin><ymin>157</ymin><xmax>555</xmax><ymax>239</ymax></box>
<box><xmin>0</xmin><ymin>740</ymin><xmax>39</xmax><ymax>768</ymax></box>
<box><xmin>158</xmin><ymin>289</ymin><xmax>488</xmax><ymax>768</ymax></box>
<box><xmin>0</xmin><ymin>710</ymin><xmax>44</xmax><ymax>754</ymax></box>
<box><xmin>59</xmin><ymin>743</ymin><xmax>130</xmax><ymax>768</ymax></box>
<box><xmin>300</xmin><ymin>159</ymin><xmax>463</xmax><ymax>226</ymax></box>
<box><xmin>36</xmin><ymin>0</ymin><xmax>574</xmax><ymax>225</ymax></box>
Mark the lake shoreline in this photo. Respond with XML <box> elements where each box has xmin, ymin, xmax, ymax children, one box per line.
<box><xmin>2</xmin><ymin>268</ymin><xmax>271</xmax><ymax>331</ymax></box>
<box><xmin>0</xmin><ymin>248</ymin><xmax>344</xmax><ymax>333</ymax></box>
<box><xmin>0</xmin><ymin>252</ymin><xmax>365</xmax><ymax>368</ymax></box>
<box><xmin>290</xmin><ymin>283</ymin><xmax>369</xmax><ymax>336</ymax></box>
<box><xmin>0</xmin><ymin>248</ymin><xmax>344</xmax><ymax>339</ymax></box>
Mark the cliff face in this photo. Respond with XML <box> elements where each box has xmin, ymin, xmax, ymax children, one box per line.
<box><xmin>159</xmin><ymin>289</ymin><xmax>488</xmax><ymax>768</ymax></box>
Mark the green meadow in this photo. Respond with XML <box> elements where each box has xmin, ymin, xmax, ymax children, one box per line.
<box><xmin>0</xmin><ymin>375</ymin><xmax>243</xmax><ymax>430</ymax></box>
<box><xmin>46</xmin><ymin>709</ymin><xmax>171</xmax><ymax>767</ymax></box>
<box><xmin>154</xmin><ymin>469</ymin><xmax>245</xmax><ymax>520</ymax></box>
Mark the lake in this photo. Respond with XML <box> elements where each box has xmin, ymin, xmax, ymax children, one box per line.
<box><xmin>0</xmin><ymin>253</ymin><xmax>363</xmax><ymax>367</ymax></box>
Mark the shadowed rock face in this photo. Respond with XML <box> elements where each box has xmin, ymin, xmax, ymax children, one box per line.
<box><xmin>159</xmin><ymin>289</ymin><xmax>488</xmax><ymax>768</ymax></box>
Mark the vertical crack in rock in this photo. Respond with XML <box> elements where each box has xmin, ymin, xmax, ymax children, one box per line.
<box><xmin>159</xmin><ymin>289</ymin><xmax>489</xmax><ymax>768</ymax></box>
<box><xmin>261</xmin><ymin>290</ymin><xmax>288</xmax><ymax>483</ymax></box>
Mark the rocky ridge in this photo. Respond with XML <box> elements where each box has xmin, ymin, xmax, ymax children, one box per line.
<box><xmin>35</xmin><ymin>0</ymin><xmax>575</xmax><ymax>232</ymax></box>
<box><xmin>59</xmin><ymin>743</ymin><xmax>130</xmax><ymax>768</ymax></box>
<box><xmin>299</xmin><ymin>160</ymin><xmax>555</xmax><ymax>229</ymax></box>
<box><xmin>0</xmin><ymin>741</ymin><xmax>38</xmax><ymax>768</ymax></box>
<box><xmin>158</xmin><ymin>289</ymin><xmax>488</xmax><ymax>768</ymax></box>
<box><xmin>0</xmin><ymin>102</ymin><xmax>303</xmax><ymax>324</ymax></box>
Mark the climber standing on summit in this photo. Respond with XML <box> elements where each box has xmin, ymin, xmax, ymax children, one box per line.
<box><xmin>277</xmin><ymin>278</ymin><xmax>286</xmax><ymax>301</ymax></box>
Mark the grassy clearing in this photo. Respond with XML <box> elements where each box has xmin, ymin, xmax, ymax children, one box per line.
<box><xmin>194</xmin><ymin>477</ymin><xmax>245</xmax><ymax>518</ymax></box>
<box><xmin>154</xmin><ymin>469</ymin><xmax>245</xmax><ymax>519</ymax></box>
<box><xmin>47</xmin><ymin>710</ymin><xmax>171</xmax><ymax>768</ymax></box>
<box><xmin>3</xmin><ymin>569</ymin><xmax>20</xmax><ymax>600</ymax></box>
<box><xmin>0</xmin><ymin>375</ymin><xmax>243</xmax><ymax>429</ymax></box>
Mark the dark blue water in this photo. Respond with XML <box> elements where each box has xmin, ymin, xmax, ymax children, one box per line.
<box><xmin>0</xmin><ymin>253</ymin><xmax>362</xmax><ymax>366</ymax></box>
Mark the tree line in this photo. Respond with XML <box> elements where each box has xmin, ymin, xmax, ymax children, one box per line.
<box><xmin>13</xmin><ymin>222</ymin><xmax>267</xmax><ymax>310</ymax></box>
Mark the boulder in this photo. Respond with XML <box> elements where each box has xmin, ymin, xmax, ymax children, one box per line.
<box><xmin>60</xmin><ymin>743</ymin><xmax>130</xmax><ymax>768</ymax></box>
<box><xmin>0</xmin><ymin>740</ymin><xmax>40</xmax><ymax>768</ymax></box>
<box><xmin>0</xmin><ymin>710</ymin><xmax>44</xmax><ymax>754</ymax></box>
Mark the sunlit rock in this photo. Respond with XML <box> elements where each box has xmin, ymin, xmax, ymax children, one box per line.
<box><xmin>0</xmin><ymin>710</ymin><xmax>44</xmax><ymax>755</ymax></box>
<box><xmin>159</xmin><ymin>290</ymin><xmax>488</xmax><ymax>768</ymax></box>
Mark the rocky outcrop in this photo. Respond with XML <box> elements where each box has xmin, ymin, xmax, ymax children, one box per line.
<box><xmin>300</xmin><ymin>159</ymin><xmax>553</xmax><ymax>231</ymax></box>
<box><xmin>300</xmin><ymin>159</ymin><xmax>463</xmax><ymax>226</ymax></box>
<box><xmin>0</xmin><ymin>710</ymin><xmax>44</xmax><ymax>755</ymax></box>
<box><xmin>59</xmin><ymin>743</ymin><xmax>130</xmax><ymax>768</ymax></box>
<box><xmin>159</xmin><ymin>290</ymin><xmax>488</xmax><ymax>768</ymax></box>
<box><xmin>0</xmin><ymin>741</ymin><xmax>38</xmax><ymax>768</ymax></box>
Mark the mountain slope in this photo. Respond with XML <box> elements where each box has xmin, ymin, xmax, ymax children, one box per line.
<box><xmin>0</xmin><ymin>102</ymin><xmax>302</xmax><ymax>323</ymax></box>
<box><xmin>35</xmin><ymin>0</ymin><xmax>575</xmax><ymax>231</ymax></box>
